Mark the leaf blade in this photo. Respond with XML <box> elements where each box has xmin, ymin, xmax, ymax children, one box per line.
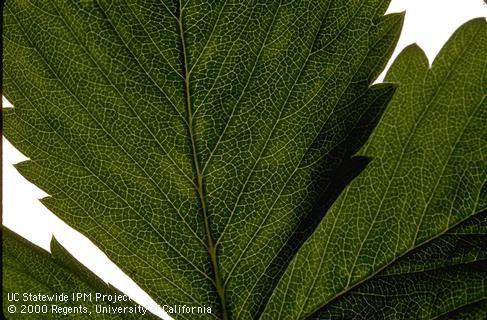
<box><xmin>311</xmin><ymin>211</ymin><xmax>487</xmax><ymax>319</ymax></box>
<box><xmin>2</xmin><ymin>228</ymin><xmax>157</xmax><ymax>319</ymax></box>
<box><xmin>261</xmin><ymin>18</ymin><xmax>487</xmax><ymax>320</ymax></box>
<box><xmin>3</xmin><ymin>1</ymin><xmax>404</xmax><ymax>318</ymax></box>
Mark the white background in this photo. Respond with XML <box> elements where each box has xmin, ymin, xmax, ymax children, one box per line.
<box><xmin>3</xmin><ymin>1</ymin><xmax>486</xmax><ymax>319</ymax></box>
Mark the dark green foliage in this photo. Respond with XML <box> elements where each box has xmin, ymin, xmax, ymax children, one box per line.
<box><xmin>2</xmin><ymin>1</ymin><xmax>485</xmax><ymax>319</ymax></box>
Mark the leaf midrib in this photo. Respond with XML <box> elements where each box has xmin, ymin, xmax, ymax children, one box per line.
<box><xmin>177</xmin><ymin>1</ymin><xmax>391</xmax><ymax>318</ymax></box>
<box><xmin>176</xmin><ymin>1</ymin><xmax>229</xmax><ymax>319</ymax></box>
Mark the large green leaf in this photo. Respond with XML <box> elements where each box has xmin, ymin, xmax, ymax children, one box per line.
<box><xmin>3</xmin><ymin>0</ymin><xmax>403</xmax><ymax>319</ymax></box>
<box><xmin>2</xmin><ymin>228</ymin><xmax>157</xmax><ymax>319</ymax></box>
<box><xmin>261</xmin><ymin>18</ymin><xmax>486</xmax><ymax>319</ymax></box>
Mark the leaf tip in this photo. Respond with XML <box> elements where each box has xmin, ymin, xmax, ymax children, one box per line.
<box><xmin>13</xmin><ymin>160</ymin><xmax>32</xmax><ymax>173</ymax></box>
<box><xmin>50</xmin><ymin>235</ymin><xmax>63</xmax><ymax>255</ymax></box>
<box><xmin>39</xmin><ymin>196</ymin><xmax>56</xmax><ymax>212</ymax></box>
<box><xmin>385</xmin><ymin>43</ymin><xmax>429</xmax><ymax>82</ymax></box>
<box><xmin>387</xmin><ymin>10</ymin><xmax>406</xmax><ymax>23</ymax></box>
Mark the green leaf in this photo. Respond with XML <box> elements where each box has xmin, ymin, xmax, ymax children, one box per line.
<box><xmin>261</xmin><ymin>18</ymin><xmax>486</xmax><ymax>319</ymax></box>
<box><xmin>312</xmin><ymin>211</ymin><xmax>487</xmax><ymax>319</ymax></box>
<box><xmin>2</xmin><ymin>228</ymin><xmax>156</xmax><ymax>319</ymax></box>
<box><xmin>3</xmin><ymin>1</ymin><xmax>403</xmax><ymax>319</ymax></box>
